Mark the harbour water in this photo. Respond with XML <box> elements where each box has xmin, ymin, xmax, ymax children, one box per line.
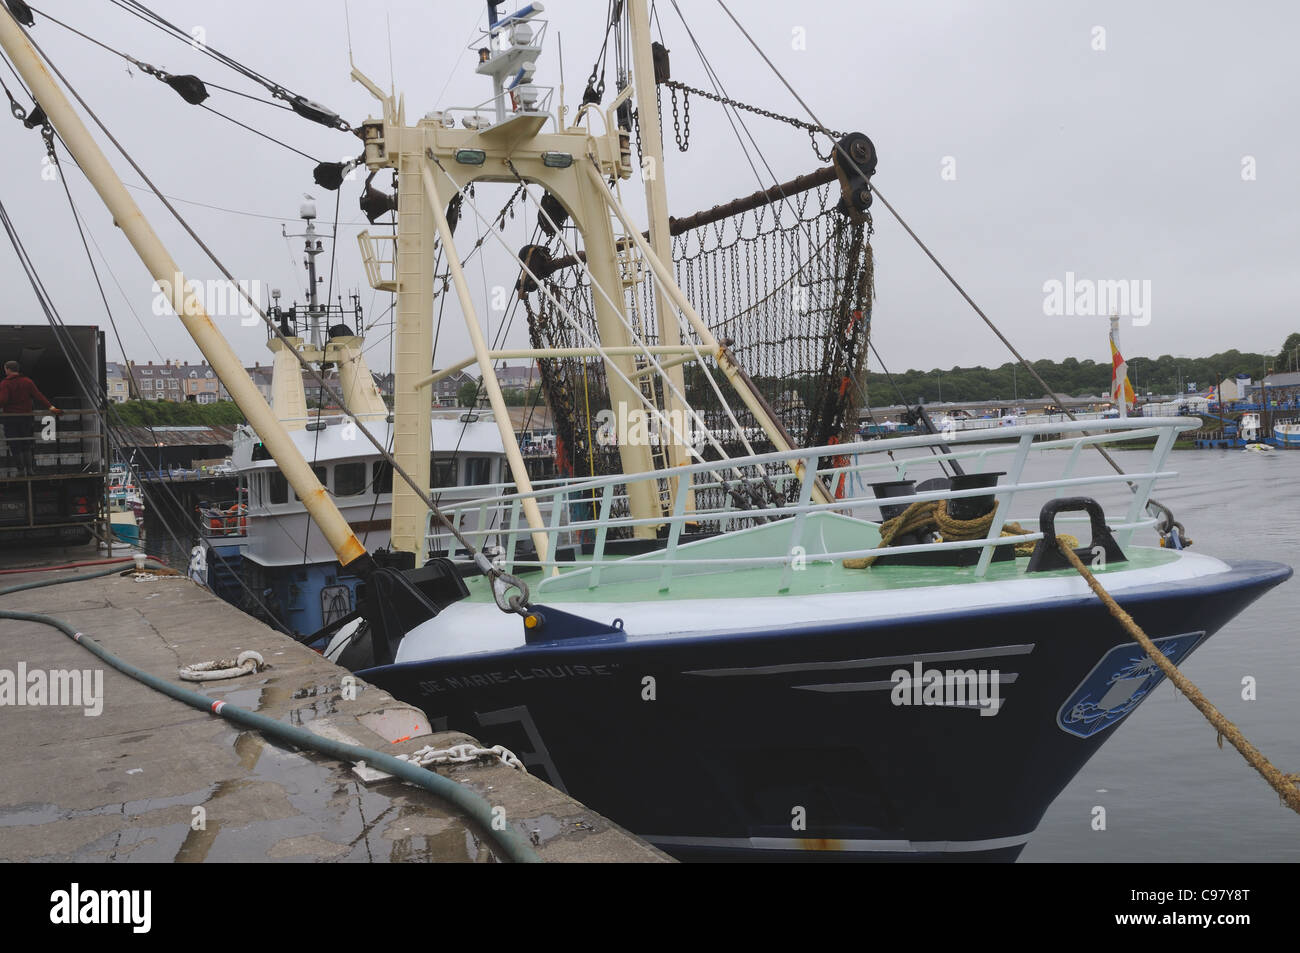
<box><xmin>1021</xmin><ymin>448</ymin><xmax>1300</xmax><ymax>862</ymax></box>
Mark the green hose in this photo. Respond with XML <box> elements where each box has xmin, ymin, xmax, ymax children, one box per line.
<box><xmin>0</xmin><ymin>567</ymin><xmax>541</xmax><ymax>863</ymax></box>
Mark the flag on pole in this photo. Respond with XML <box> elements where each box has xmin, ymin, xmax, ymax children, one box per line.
<box><xmin>1110</xmin><ymin>336</ymin><xmax>1135</xmax><ymax>405</ymax></box>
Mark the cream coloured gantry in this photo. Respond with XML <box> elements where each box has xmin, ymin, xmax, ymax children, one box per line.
<box><xmin>350</xmin><ymin>0</ymin><xmax>832</xmax><ymax>568</ymax></box>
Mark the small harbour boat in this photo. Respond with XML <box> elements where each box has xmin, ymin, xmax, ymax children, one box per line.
<box><xmin>1272</xmin><ymin>420</ymin><xmax>1300</xmax><ymax>448</ymax></box>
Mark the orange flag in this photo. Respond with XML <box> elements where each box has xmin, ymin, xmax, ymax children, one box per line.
<box><xmin>1110</xmin><ymin>337</ymin><xmax>1135</xmax><ymax>405</ymax></box>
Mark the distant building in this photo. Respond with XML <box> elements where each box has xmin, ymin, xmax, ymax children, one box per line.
<box><xmin>245</xmin><ymin>362</ymin><xmax>274</xmax><ymax>402</ymax></box>
<box><xmin>301</xmin><ymin>367</ymin><xmax>341</xmax><ymax>405</ymax></box>
<box><xmin>180</xmin><ymin>361</ymin><xmax>223</xmax><ymax>404</ymax></box>
<box><xmin>128</xmin><ymin>359</ymin><xmax>183</xmax><ymax>401</ymax></box>
<box><xmin>105</xmin><ymin>361</ymin><xmax>133</xmax><ymax>403</ymax></box>
<box><xmin>434</xmin><ymin>369</ymin><xmax>476</xmax><ymax>407</ymax></box>
<box><xmin>1250</xmin><ymin>370</ymin><xmax>1300</xmax><ymax>407</ymax></box>
<box><xmin>125</xmin><ymin>359</ymin><xmax>231</xmax><ymax>403</ymax></box>
<box><xmin>1215</xmin><ymin>374</ymin><xmax>1251</xmax><ymax>401</ymax></box>
<box><xmin>495</xmin><ymin>361</ymin><xmax>539</xmax><ymax>391</ymax></box>
<box><xmin>110</xmin><ymin>424</ymin><xmax>236</xmax><ymax>471</ymax></box>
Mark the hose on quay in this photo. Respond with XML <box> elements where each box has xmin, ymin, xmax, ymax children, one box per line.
<box><xmin>0</xmin><ymin>566</ymin><xmax>542</xmax><ymax>863</ymax></box>
<box><xmin>0</xmin><ymin>555</ymin><xmax>163</xmax><ymax>575</ymax></box>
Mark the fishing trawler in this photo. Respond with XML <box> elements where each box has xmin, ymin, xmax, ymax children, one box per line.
<box><xmin>4</xmin><ymin>0</ymin><xmax>1289</xmax><ymax>862</ymax></box>
<box><xmin>193</xmin><ymin>198</ymin><xmax>517</xmax><ymax>635</ymax></box>
<box><xmin>106</xmin><ymin>463</ymin><xmax>143</xmax><ymax>544</ymax></box>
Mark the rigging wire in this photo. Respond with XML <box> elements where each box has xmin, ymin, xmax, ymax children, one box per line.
<box><xmin>0</xmin><ymin>189</ymin><xmax>288</xmax><ymax>627</ymax></box>
<box><xmin>42</xmin><ymin>140</ymin><xmax>291</xmax><ymax>624</ymax></box>
<box><xmin>454</xmin><ymin>158</ymin><xmax>768</xmax><ymax>493</ymax></box>
<box><xmin>30</xmin><ymin>4</ymin><xmax>288</xmax><ymax>111</ymax></box>
<box><xmin>197</xmin><ymin>102</ymin><xmax>321</xmax><ymax>162</ymax></box>
<box><xmin>8</xmin><ymin>23</ymin><xmax>522</xmax><ymax>599</ymax></box>
<box><xmin>711</xmin><ymin>0</ymin><xmax>1144</xmax><ymax>494</ymax></box>
<box><xmin>581</xmin><ymin>0</ymin><xmax>623</xmax><ymax>104</ymax></box>
<box><xmin>29</xmin><ymin>3</ymin><xmax>321</xmax><ymax>160</ymax></box>
<box><xmin>52</xmin><ymin>126</ymin><xmax>347</xmax><ymax>574</ymax></box>
<box><xmin>104</xmin><ymin>0</ymin><xmax>351</xmax><ymax>130</ymax></box>
<box><xmin>666</xmin><ymin>0</ymin><xmax>821</xmax><ymax>288</ymax></box>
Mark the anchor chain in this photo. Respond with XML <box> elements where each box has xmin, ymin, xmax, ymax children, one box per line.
<box><xmin>396</xmin><ymin>741</ymin><xmax>525</xmax><ymax>772</ymax></box>
<box><xmin>660</xmin><ymin>79</ymin><xmax>843</xmax><ymax>160</ymax></box>
<box><xmin>1147</xmin><ymin>499</ymin><xmax>1192</xmax><ymax>549</ymax></box>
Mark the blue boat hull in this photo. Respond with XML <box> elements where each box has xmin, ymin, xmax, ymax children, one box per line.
<box><xmin>359</xmin><ymin>559</ymin><xmax>1290</xmax><ymax>860</ymax></box>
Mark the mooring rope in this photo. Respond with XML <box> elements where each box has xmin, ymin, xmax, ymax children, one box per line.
<box><xmin>177</xmin><ymin>649</ymin><xmax>266</xmax><ymax>682</ymax></box>
<box><xmin>1058</xmin><ymin>541</ymin><xmax>1300</xmax><ymax>814</ymax></box>
<box><xmin>843</xmin><ymin>500</ymin><xmax>1077</xmax><ymax>569</ymax></box>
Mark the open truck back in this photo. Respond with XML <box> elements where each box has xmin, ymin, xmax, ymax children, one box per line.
<box><xmin>0</xmin><ymin>323</ymin><xmax>108</xmax><ymax>549</ymax></box>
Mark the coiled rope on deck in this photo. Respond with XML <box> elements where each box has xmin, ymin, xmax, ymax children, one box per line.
<box><xmin>843</xmin><ymin>500</ymin><xmax>1078</xmax><ymax>569</ymax></box>
<box><xmin>1058</xmin><ymin>541</ymin><xmax>1300</xmax><ymax>814</ymax></box>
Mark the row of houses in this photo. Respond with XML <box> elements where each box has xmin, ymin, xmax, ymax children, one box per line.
<box><xmin>106</xmin><ymin>360</ymin><xmax>226</xmax><ymax>404</ymax></box>
<box><xmin>106</xmin><ymin>359</ymin><xmax>541</xmax><ymax>407</ymax></box>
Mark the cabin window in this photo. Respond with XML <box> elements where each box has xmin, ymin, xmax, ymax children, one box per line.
<box><xmin>269</xmin><ymin>471</ymin><xmax>288</xmax><ymax>504</ymax></box>
<box><xmin>464</xmin><ymin>457</ymin><xmax>492</xmax><ymax>485</ymax></box>
<box><xmin>372</xmin><ymin>460</ymin><xmax>393</xmax><ymax>494</ymax></box>
<box><xmin>431</xmin><ymin>456</ymin><xmax>457</xmax><ymax>488</ymax></box>
<box><xmin>335</xmin><ymin>462</ymin><xmax>366</xmax><ymax>497</ymax></box>
<box><xmin>294</xmin><ymin>466</ymin><xmax>328</xmax><ymax>500</ymax></box>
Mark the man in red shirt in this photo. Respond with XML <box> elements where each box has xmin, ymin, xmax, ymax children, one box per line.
<box><xmin>1</xmin><ymin>360</ymin><xmax>61</xmax><ymax>475</ymax></box>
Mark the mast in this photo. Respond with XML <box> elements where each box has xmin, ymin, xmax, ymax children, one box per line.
<box><xmin>626</xmin><ymin>0</ymin><xmax>687</xmax><ymax>471</ymax></box>
<box><xmin>298</xmin><ymin>199</ymin><xmax>325</xmax><ymax>349</ymax></box>
<box><xmin>0</xmin><ymin>10</ymin><xmax>371</xmax><ymax>573</ymax></box>
<box><xmin>354</xmin><ymin>3</ymin><xmax>670</xmax><ymax>550</ymax></box>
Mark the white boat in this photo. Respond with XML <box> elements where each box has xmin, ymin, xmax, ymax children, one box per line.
<box><xmin>1273</xmin><ymin>420</ymin><xmax>1300</xmax><ymax>448</ymax></box>
<box><xmin>201</xmin><ymin>411</ymin><xmax>517</xmax><ymax>633</ymax></box>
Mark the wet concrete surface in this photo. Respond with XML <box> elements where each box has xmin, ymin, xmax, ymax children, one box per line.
<box><xmin>0</xmin><ymin>549</ymin><xmax>669</xmax><ymax>863</ymax></box>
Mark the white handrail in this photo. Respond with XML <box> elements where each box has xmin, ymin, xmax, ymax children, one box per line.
<box><xmin>421</xmin><ymin>417</ymin><xmax>1193</xmax><ymax>590</ymax></box>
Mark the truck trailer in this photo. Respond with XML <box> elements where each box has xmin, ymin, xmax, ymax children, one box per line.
<box><xmin>0</xmin><ymin>323</ymin><xmax>108</xmax><ymax>549</ymax></box>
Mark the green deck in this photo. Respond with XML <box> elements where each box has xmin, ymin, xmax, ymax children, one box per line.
<box><xmin>463</xmin><ymin>512</ymin><xmax>1180</xmax><ymax>605</ymax></box>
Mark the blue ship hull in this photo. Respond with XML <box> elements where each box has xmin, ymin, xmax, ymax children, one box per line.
<box><xmin>359</xmin><ymin>559</ymin><xmax>1290</xmax><ymax>861</ymax></box>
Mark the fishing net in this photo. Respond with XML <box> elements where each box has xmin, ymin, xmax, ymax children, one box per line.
<box><xmin>519</xmin><ymin>172</ymin><xmax>874</xmax><ymax>518</ymax></box>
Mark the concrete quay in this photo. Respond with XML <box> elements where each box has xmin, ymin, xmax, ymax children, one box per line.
<box><xmin>0</xmin><ymin>549</ymin><xmax>668</xmax><ymax>863</ymax></box>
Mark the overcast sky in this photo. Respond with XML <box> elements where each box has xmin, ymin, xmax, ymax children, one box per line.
<box><xmin>1</xmin><ymin>0</ymin><xmax>1296</xmax><ymax>383</ymax></box>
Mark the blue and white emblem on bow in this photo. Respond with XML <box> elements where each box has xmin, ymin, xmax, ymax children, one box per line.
<box><xmin>1058</xmin><ymin>631</ymin><xmax>1207</xmax><ymax>738</ymax></box>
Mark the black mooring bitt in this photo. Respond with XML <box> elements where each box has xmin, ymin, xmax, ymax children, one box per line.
<box><xmin>1026</xmin><ymin>497</ymin><xmax>1128</xmax><ymax>573</ymax></box>
<box><xmin>358</xmin><ymin>558</ymin><xmax>469</xmax><ymax>665</ymax></box>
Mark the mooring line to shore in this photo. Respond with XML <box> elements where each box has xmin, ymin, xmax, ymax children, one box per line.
<box><xmin>1059</xmin><ymin>542</ymin><xmax>1300</xmax><ymax>814</ymax></box>
<box><xmin>0</xmin><ymin>567</ymin><xmax>542</xmax><ymax>862</ymax></box>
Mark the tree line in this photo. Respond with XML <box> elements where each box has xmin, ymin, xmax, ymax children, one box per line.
<box><xmin>862</xmin><ymin>341</ymin><xmax>1298</xmax><ymax>405</ymax></box>
<box><xmin>107</xmin><ymin>333</ymin><xmax>1300</xmax><ymax>421</ymax></box>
